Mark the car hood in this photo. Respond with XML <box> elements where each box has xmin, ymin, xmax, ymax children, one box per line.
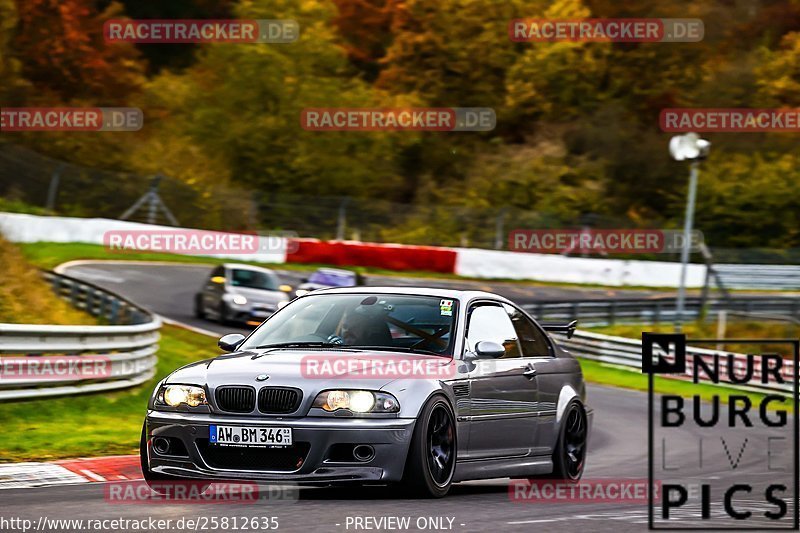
<box><xmin>165</xmin><ymin>349</ymin><xmax>456</xmax><ymax>391</ymax></box>
<box><xmin>229</xmin><ymin>286</ymin><xmax>287</xmax><ymax>303</ymax></box>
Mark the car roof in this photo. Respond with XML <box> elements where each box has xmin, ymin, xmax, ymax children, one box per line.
<box><xmin>307</xmin><ymin>286</ymin><xmax>509</xmax><ymax>303</ymax></box>
<box><xmin>222</xmin><ymin>263</ymin><xmax>276</xmax><ymax>274</ymax></box>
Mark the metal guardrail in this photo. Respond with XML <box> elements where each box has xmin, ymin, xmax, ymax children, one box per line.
<box><xmin>524</xmin><ymin>296</ymin><xmax>800</xmax><ymax>326</ymax></box>
<box><xmin>714</xmin><ymin>264</ymin><xmax>800</xmax><ymax>290</ymax></box>
<box><xmin>0</xmin><ymin>271</ymin><xmax>161</xmax><ymax>400</ymax></box>
<box><xmin>43</xmin><ymin>271</ymin><xmax>154</xmax><ymax>325</ymax></box>
<box><xmin>555</xmin><ymin>330</ymin><xmax>795</xmax><ymax>395</ymax></box>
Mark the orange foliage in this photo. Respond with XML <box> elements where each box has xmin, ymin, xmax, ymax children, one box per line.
<box><xmin>331</xmin><ymin>0</ymin><xmax>402</xmax><ymax>80</ymax></box>
<box><xmin>13</xmin><ymin>0</ymin><xmax>144</xmax><ymax>102</ymax></box>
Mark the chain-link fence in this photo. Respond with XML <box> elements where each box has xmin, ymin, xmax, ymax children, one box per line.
<box><xmin>1</xmin><ymin>143</ymin><xmax>798</xmax><ymax>263</ymax></box>
<box><xmin>0</xmin><ymin>143</ymin><xmax>257</xmax><ymax>230</ymax></box>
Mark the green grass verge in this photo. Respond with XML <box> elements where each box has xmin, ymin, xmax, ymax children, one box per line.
<box><xmin>579</xmin><ymin>358</ymin><xmax>789</xmax><ymax>412</ymax></box>
<box><xmin>0</xmin><ymin>324</ymin><xmax>211</xmax><ymax>462</ymax></box>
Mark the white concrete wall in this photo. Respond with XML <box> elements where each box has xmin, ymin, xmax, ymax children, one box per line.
<box><xmin>454</xmin><ymin>247</ymin><xmax>708</xmax><ymax>288</ymax></box>
<box><xmin>0</xmin><ymin>213</ymin><xmax>288</xmax><ymax>263</ymax></box>
<box><xmin>0</xmin><ymin>212</ymin><xmax>709</xmax><ymax>286</ymax></box>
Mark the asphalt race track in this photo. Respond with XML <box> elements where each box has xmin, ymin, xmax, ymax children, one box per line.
<box><xmin>60</xmin><ymin>261</ymin><xmax>673</xmax><ymax>337</ymax></box>
<box><xmin>3</xmin><ymin>261</ymin><xmax>791</xmax><ymax>533</ymax></box>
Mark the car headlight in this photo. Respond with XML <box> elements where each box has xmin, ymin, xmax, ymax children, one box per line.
<box><xmin>295</xmin><ymin>289</ymin><xmax>309</xmax><ymax>297</ymax></box>
<box><xmin>312</xmin><ymin>390</ymin><xmax>399</xmax><ymax>413</ymax></box>
<box><xmin>158</xmin><ymin>385</ymin><xmax>207</xmax><ymax>407</ymax></box>
<box><xmin>231</xmin><ymin>295</ymin><xmax>247</xmax><ymax>305</ymax></box>
<box><xmin>277</xmin><ymin>300</ymin><xmax>288</xmax><ymax>309</ymax></box>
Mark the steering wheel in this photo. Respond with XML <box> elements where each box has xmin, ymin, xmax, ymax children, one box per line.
<box><xmin>326</xmin><ymin>334</ymin><xmax>345</xmax><ymax>345</ymax></box>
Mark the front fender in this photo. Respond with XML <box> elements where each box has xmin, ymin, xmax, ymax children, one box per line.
<box><xmin>380</xmin><ymin>379</ymin><xmax>455</xmax><ymax>418</ymax></box>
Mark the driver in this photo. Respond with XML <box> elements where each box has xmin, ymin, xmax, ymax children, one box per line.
<box><xmin>337</xmin><ymin>308</ymin><xmax>392</xmax><ymax>346</ymax></box>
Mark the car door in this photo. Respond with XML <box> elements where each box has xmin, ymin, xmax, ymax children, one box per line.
<box><xmin>506</xmin><ymin>304</ymin><xmax>560</xmax><ymax>456</ymax></box>
<box><xmin>465</xmin><ymin>302</ymin><xmax>538</xmax><ymax>459</ymax></box>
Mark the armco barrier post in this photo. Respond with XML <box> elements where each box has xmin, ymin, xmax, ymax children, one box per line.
<box><xmin>110</xmin><ymin>299</ymin><xmax>120</xmax><ymax>324</ymax></box>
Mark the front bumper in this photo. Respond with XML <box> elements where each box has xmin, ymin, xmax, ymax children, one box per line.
<box><xmin>145</xmin><ymin>411</ymin><xmax>416</xmax><ymax>484</ymax></box>
<box><xmin>226</xmin><ymin>303</ymin><xmax>277</xmax><ymax>324</ymax></box>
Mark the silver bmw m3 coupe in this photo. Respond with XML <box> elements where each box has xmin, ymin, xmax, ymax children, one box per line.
<box><xmin>142</xmin><ymin>287</ymin><xmax>591</xmax><ymax>497</ymax></box>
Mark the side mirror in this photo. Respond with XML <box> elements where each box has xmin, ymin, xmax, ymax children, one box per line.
<box><xmin>218</xmin><ymin>333</ymin><xmax>245</xmax><ymax>352</ymax></box>
<box><xmin>475</xmin><ymin>341</ymin><xmax>505</xmax><ymax>359</ymax></box>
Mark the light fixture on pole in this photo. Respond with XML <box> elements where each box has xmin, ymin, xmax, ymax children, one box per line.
<box><xmin>669</xmin><ymin>133</ymin><xmax>711</xmax><ymax>332</ymax></box>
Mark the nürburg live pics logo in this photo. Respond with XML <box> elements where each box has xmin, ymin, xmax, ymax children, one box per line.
<box><xmin>643</xmin><ymin>332</ymin><xmax>799</xmax><ymax>530</ymax></box>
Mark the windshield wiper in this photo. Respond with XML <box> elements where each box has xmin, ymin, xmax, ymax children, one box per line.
<box><xmin>345</xmin><ymin>345</ymin><xmax>447</xmax><ymax>357</ymax></box>
<box><xmin>253</xmin><ymin>342</ymin><xmax>343</xmax><ymax>349</ymax></box>
<box><xmin>250</xmin><ymin>342</ymin><xmax>357</xmax><ymax>358</ymax></box>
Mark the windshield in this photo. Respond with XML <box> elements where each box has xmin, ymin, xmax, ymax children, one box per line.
<box><xmin>241</xmin><ymin>293</ymin><xmax>457</xmax><ymax>355</ymax></box>
<box><xmin>230</xmin><ymin>269</ymin><xmax>279</xmax><ymax>291</ymax></box>
<box><xmin>308</xmin><ymin>270</ymin><xmax>356</xmax><ymax>286</ymax></box>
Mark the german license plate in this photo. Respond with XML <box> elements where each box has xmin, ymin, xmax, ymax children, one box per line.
<box><xmin>209</xmin><ymin>425</ymin><xmax>292</xmax><ymax>447</ymax></box>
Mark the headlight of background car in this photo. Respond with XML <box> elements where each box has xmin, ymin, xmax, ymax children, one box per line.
<box><xmin>231</xmin><ymin>295</ymin><xmax>247</xmax><ymax>305</ymax></box>
<box><xmin>157</xmin><ymin>385</ymin><xmax>207</xmax><ymax>407</ymax></box>
<box><xmin>312</xmin><ymin>390</ymin><xmax>399</xmax><ymax>413</ymax></box>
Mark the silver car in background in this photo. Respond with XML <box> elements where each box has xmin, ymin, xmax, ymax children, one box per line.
<box><xmin>147</xmin><ymin>287</ymin><xmax>590</xmax><ymax>497</ymax></box>
<box><xmin>194</xmin><ymin>264</ymin><xmax>290</xmax><ymax>326</ymax></box>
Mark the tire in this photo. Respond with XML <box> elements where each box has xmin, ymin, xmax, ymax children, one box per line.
<box><xmin>194</xmin><ymin>294</ymin><xmax>205</xmax><ymax>319</ymax></box>
<box><xmin>551</xmin><ymin>401</ymin><xmax>587</xmax><ymax>482</ymax></box>
<box><xmin>139</xmin><ymin>421</ymin><xmax>210</xmax><ymax>496</ymax></box>
<box><xmin>400</xmin><ymin>396</ymin><xmax>457</xmax><ymax>498</ymax></box>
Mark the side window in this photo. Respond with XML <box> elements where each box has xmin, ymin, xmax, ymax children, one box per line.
<box><xmin>466</xmin><ymin>304</ymin><xmax>521</xmax><ymax>359</ymax></box>
<box><xmin>505</xmin><ymin>305</ymin><xmax>552</xmax><ymax>357</ymax></box>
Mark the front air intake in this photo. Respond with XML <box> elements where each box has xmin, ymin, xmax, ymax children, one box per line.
<box><xmin>258</xmin><ymin>387</ymin><xmax>302</xmax><ymax>414</ymax></box>
<box><xmin>215</xmin><ymin>386</ymin><xmax>256</xmax><ymax>413</ymax></box>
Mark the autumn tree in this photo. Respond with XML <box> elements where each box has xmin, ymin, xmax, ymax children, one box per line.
<box><xmin>331</xmin><ymin>0</ymin><xmax>400</xmax><ymax>81</ymax></box>
<box><xmin>0</xmin><ymin>0</ymin><xmax>27</xmax><ymax>103</ymax></box>
<box><xmin>130</xmin><ymin>0</ymin><xmax>409</xmax><ymax>200</ymax></box>
<box><xmin>12</xmin><ymin>0</ymin><xmax>145</xmax><ymax>102</ymax></box>
<box><xmin>757</xmin><ymin>32</ymin><xmax>800</xmax><ymax>106</ymax></box>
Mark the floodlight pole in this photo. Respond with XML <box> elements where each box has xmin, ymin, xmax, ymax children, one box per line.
<box><xmin>675</xmin><ymin>161</ymin><xmax>699</xmax><ymax>332</ymax></box>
